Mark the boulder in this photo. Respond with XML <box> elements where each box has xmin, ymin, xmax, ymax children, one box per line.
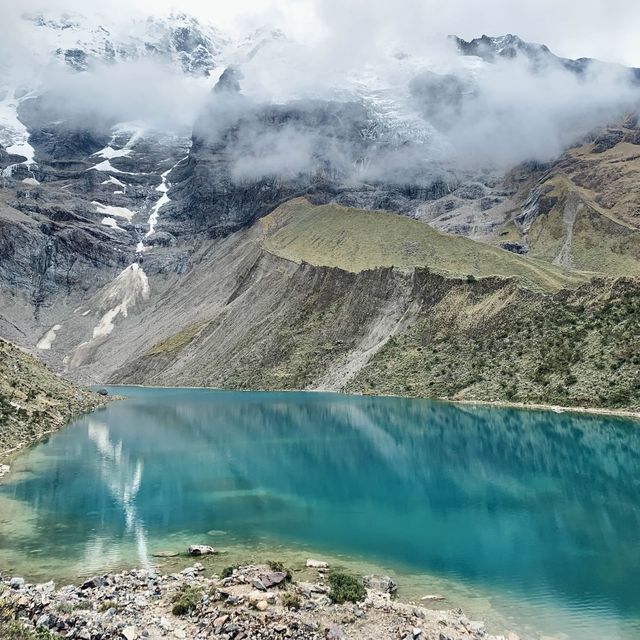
<box><xmin>9</xmin><ymin>577</ymin><xmax>25</xmax><ymax>589</ymax></box>
<box><xmin>81</xmin><ymin>575</ymin><xmax>106</xmax><ymax>589</ymax></box>
<box><xmin>326</xmin><ymin>625</ymin><xmax>345</xmax><ymax>640</ymax></box>
<box><xmin>306</xmin><ymin>559</ymin><xmax>329</xmax><ymax>569</ymax></box>
<box><xmin>260</xmin><ymin>571</ymin><xmax>287</xmax><ymax>588</ymax></box>
<box><xmin>188</xmin><ymin>544</ymin><xmax>216</xmax><ymax>556</ymax></box>
<box><xmin>121</xmin><ymin>626</ymin><xmax>136</xmax><ymax>640</ymax></box>
<box><xmin>363</xmin><ymin>574</ymin><xmax>397</xmax><ymax>594</ymax></box>
<box><xmin>252</xmin><ymin>578</ymin><xmax>267</xmax><ymax>591</ymax></box>
<box><xmin>420</xmin><ymin>594</ymin><xmax>445</xmax><ymax>602</ymax></box>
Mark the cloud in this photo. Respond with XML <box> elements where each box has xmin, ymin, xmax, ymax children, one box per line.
<box><xmin>1</xmin><ymin>0</ymin><xmax>639</xmax><ymax>178</ymax></box>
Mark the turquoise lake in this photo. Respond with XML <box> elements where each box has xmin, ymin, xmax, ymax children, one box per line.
<box><xmin>0</xmin><ymin>387</ymin><xmax>639</xmax><ymax>639</ymax></box>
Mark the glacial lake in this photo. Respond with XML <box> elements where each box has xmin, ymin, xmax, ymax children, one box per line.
<box><xmin>0</xmin><ymin>387</ymin><xmax>639</xmax><ymax>640</ymax></box>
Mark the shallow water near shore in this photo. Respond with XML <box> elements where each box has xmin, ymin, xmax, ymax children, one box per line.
<box><xmin>1</xmin><ymin>387</ymin><xmax>639</xmax><ymax>639</ymax></box>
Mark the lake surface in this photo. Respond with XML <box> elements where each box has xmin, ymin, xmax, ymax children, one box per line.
<box><xmin>1</xmin><ymin>388</ymin><xmax>639</xmax><ymax>639</ymax></box>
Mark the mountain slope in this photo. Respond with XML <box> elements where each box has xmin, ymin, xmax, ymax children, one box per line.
<box><xmin>107</xmin><ymin>202</ymin><xmax>639</xmax><ymax>412</ymax></box>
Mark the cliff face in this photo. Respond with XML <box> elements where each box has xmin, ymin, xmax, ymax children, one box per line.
<box><xmin>0</xmin><ymin>338</ymin><xmax>104</xmax><ymax>458</ymax></box>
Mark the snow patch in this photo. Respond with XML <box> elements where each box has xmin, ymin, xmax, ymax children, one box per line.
<box><xmin>91</xmin><ymin>159</ymin><xmax>124</xmax><ymax>173</ymax></box>
<box><xmin>140</xmin><ymin>156</ymin><xmax>187</xmax><ymax>248</ymax></box>
<box><xmin>0</xmin><ymin>89</ymin><xmax>37</xmax><ymax>176</ymax></box>
<box><xmin>101</xmin><ymin>216</ymin><xmax>126</xmax><ymax>231</ymax></box>
<box><xmin>92</xmin><ymin>201</ymin><xmax>135</xmax><ymax>221</ymax></box>
<box><xmin>22</xmin><ymin>177</ymin><xmax>40</xmax><ymax>186</ymax></box>
<box><xmin>101</xmin><ymin>176</ymin><xmax>126</xmax><ymax>188</ymax></box>
<box><xmin>93</xmin><ymin>146</ymin><xmax>132</xmax><ymax>159</ymax></box>
<box><xmin>90</xmin><ymin>263</ymin><xmax>150</xmax><ymax>339</ymax></box>
<box><xmin>90</xmin><ymin>160</ymin><xmax>139</xmax><ymax>176</ymax></box>
<box><xmin>37</xmin><ymin>324</ymin><xmax>62</xmax><ymax>350</ymax></box>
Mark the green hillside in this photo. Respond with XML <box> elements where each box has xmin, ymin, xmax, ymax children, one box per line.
<box><xmin>261</xmin><ymin>198</ymin><xmax>588</xmax><ymax>292</ymax></box>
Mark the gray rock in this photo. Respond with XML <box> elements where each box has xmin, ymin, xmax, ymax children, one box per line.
<box><xmin>36</xmin><ymin>614</ymin><xmax>51</xmax><ymax>628</ymax></box>
<box><xmin>9</xmin><ymin>577</ymin><xmax>24</xmax><ymax>589</ymax></box>
<box><xmin>188</xmin><ymin>544</ymin><xmax>216</xmax><ymax>556</ymax></box>
<box><xmin>363</xmin><ymin>574</ymin><xmax>397</xmax><ymax>594</ymax></box>
<box><xmin>260</xmin><ymin>571</ymin><xmax>287</xmax><ymax>588</ymax></box>
<box><xmin>82</xmin><ymin>576</ymin><xmax>106</xmax><ymax>589</ymax></box>
<box><xmin>499</xmin><ymin>241</ymin><xmax>528</xmax><ymax>255</ymax></box>
<box><xmin>326</xmin><ymin>624</ymin><xmax>345</xmax><ymax>639</ymax></box>
<box><xmin>252</xmin><ymin>578</ymin><xmax>267</xmax><ymax>591</ymax></box>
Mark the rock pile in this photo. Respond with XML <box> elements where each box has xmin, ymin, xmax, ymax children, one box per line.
<box><xmin>0</xmin><ymin>563</ymin><xmax>519</xmax><ymax>640</ymax></box>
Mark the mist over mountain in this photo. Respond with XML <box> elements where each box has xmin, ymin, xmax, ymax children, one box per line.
<box><xmin>2</xmin><ymin>7</ymin><xmax>638</xmax><ymax>174</ymax></box>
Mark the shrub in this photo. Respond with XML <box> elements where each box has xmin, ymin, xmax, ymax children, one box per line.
<box><xmin>328</xmin><ymin>572</ymin><xmax>366</xmax><ymax>604</ymax></box>
<box><xmin>171</xmin><ymin>585</ymin><xmax>203</xmax><ymax>616</ymax></box>
<box><xmin>281</xmin><ymin>592</ymin><xmax>301</xmax><ymax>610</ymax></box>
<box><xmin>221</xmin><ymin>565</ymin><xmax>236</xmax><ymax>579</ymax></box>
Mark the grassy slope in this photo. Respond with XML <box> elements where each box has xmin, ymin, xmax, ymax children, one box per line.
<box><xmin>0</xmin><ymin>339</ymin><xmax>104</xmax><ymax>458</ymax></box>
<box><xmin>261</xmin><ymin>198</ymin><xmax>587</xmax><ymax>292</ymax></box>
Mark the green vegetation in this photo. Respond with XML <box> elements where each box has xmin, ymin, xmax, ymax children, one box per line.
<box><xmin>0</xmin><ymin>601</ymin><xmax>57</xmax><ymax>640</ymax></box>
<box><xmin>98</xmin><ymin>600</ymin><xmax>124</xmax><ymax>613</ymax></box>
<box><xmin>0</xmin><ymin>339</ymin><xmax>104</xmax><ymax>457</ymax></box>
<box><xmin>348</xmin><ymin>277</ymin><xmax>640</xmax><ymax>410</ymax></box>
<box><xmin>261</xmin><ymin>198</ymin><xmax>587</xmax><ymax>292</ymax></box>
<box><xmin>221</xmin><ymin>565</ymin><xmax>237</xmax><ymax>578</ymax></box>
<box><xmin>281</xmin><ymin>592</ymin><xmax>302</xmax><ymax>610</ymax></box>
<box><xmin>328</xmin><ymin>572</ymin><xmax>367</xmax><ymax>604</ymax></box>
<box><xmin>145</xmin><ymin>320</ymin><xmax>211</xmax><ymax>356</ymax></box>
<box><xmin>171</xmin><ymin>585</ymin><xmax>203</xmax><ymax>616</ymax></box>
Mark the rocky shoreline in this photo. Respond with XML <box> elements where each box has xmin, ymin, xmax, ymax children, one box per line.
<box><xmin>0</xmin><ymin>561</ymin><xmax>520</xmax><ymax>640</ymax></box>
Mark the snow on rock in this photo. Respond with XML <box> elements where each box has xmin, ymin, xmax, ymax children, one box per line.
<box><xmin>93</xmin><ymin>146</ymin><xmax>132</xmax><ymax>159</ymax></box>
<box><xmin>93</xmin><ymin>123</ymin><xmax>145</xmax><ymax>161</ymax></box>
<box><xmin>91</xmin><ymin>263</ymin><xmax>150</xmax><ymax>339</ymax></box>
<box><xmin>102</xmin><ymin>176</ymin><xmax>126</xmax><ymax>188</ymax></box>
<box><xmin>37</xmin><ymin>324</ymin><xmax>62</xmax><ymax>350</ymax></box>
<box><xmin>139</xmin><ymin>156</ymin><xmax>187</xmax><ymax>251</ymax></box>
<box><xmin>90</xmin><ymin>160</ymin><xmax>140</xmax><ymax>176</ymax></box>
<box><xmin>22</xmin><ymin>177</ymin><xmax>40</xmax><ymax>186</ymax></box>
<box><xmin>101</xmin><ymin>216</ymin><xmax>125</xmax><ymax>231</ymax></box>
<box><xmin>92</xmin><ymin>201</ymin><xmax>135</xmax><ymax>221</ymax></box>
<box><xmin>91</xmin><ymin>159</ymin><xmax>125</xmax><ymax>173</ymax></box>
<box><xmin>0</xmin><ymin>89</ymin><xmax>37</xmax><ymax>176</ymax></box>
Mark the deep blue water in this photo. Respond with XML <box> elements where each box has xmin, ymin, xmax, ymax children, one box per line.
<box><xmin>0</xmin><ymin>388</ymin><xmax>639</xmax><ymax>639</ymax></box>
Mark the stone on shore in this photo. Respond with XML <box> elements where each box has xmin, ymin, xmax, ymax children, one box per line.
<box><xmin>260</xmin><ymin>571</ymin><xmax>288</xmax><ymax>588</ymax></box>
<box><xmin>188</xmin><ymin>544</ymin><xmax>216</xmax><ymax>556</ymax></box>
<box><xmin>363</xmin><ymin>574</ymin><xmax>397</xmax><ymax>594</ymax></box>
<box><xmin>121</xmin><ymin>626</ymin><xmax>137</xmax><ymax>640</ymax></box>
<box><xmin>306</xmin><ymin>559</ymin><xmax>329</xmax><ymax>569</ymax></box>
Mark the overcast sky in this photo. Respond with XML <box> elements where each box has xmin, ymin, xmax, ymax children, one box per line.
<box><xmin>14</xmin><ymin>0</ymin><xmax>640</xmax><ymax>66</ymax></box>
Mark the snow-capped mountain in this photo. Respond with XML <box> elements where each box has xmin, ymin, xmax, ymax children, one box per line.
<box><xmin>24</xmin><ymin>11</ymin><xmax>229</xmax><ymax>76</ymax></box>
<box><xmin>454</xmin><ymin>33</ymin><xmax>640</xmax><ymax>79</ymax></box>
